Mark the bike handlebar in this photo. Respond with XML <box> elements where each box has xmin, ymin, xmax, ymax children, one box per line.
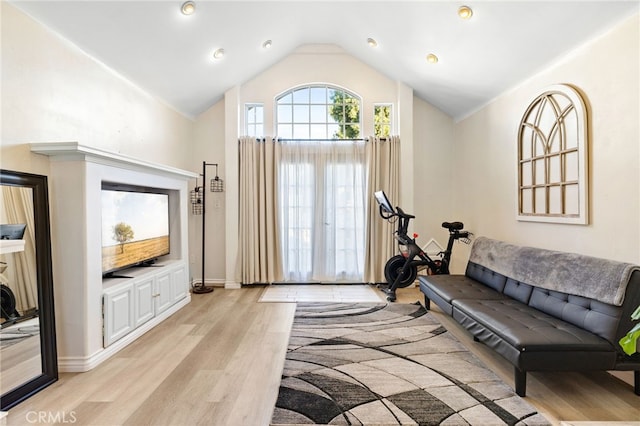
<box><xmin>395</xmin><ymin>207</ymin><xmax>415</xmax><ymax>219</ymax></box>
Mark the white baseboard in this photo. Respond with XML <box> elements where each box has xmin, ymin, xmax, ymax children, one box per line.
<box><xmin>58</xmin><ymin>295</ymin><xmax>191</xmax><ymax>372</ymax></box>
<box><xmin>190</xmin><ymin>278</ymin><xmax>225</xmax><ymax>287</ymax></box>
<box><xmin>190</xmin><ymin>278</ymin><xmax>240</xmax><ymax>289</ymax></box>
<box><xmin>224</xmin><ymin>281</ymin><xmax>241</xmax><ymax>289</ymax></box>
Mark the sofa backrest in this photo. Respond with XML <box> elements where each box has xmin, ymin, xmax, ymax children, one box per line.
<box><xmin>528</xmin><ymin>287</ymin><xmax>622</xmax><ymax>345</ymax></box>
<box><xmin>468</xmin><ymin>237</ymin><xmax>639</xmax><ymax>307</ymax></box>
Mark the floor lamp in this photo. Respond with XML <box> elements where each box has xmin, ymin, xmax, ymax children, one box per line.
<box><xmin>192</xmin><ymin>161</ymin><xmax>223</xmax><ymax>294</ymax></box>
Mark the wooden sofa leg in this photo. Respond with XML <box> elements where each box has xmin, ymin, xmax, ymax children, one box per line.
<box><xmin>424</xmin><ymin>296</ymin><xmax>431</xmax><ymax>311</ymax></box>
<box><xmin>515</xmin><ymin>367</ymin><xmax>527</xmax><ymax>397</ymax></box>
<box><xmin>635</xmin><ymin>370</ymin><xmax>639</xmax><ymax>396</ymax></box>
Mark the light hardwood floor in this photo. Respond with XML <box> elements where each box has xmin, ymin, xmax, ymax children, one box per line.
<box><xmin>4</xmin><ymin>285</ymin><xmax>640</xmax><ymax>425</ymax></box>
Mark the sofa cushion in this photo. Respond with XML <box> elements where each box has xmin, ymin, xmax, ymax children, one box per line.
<box><xmin>452</xmin><ymin>298</ymin><xmax>613</xmax><ymax>353</ymax></box>
<box><xmin>419</xmin><ymin>274</ymin><xmax>507</xmax><ymax>308</ymax></box>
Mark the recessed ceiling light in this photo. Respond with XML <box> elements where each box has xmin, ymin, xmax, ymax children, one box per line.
<box><xmin>213</xmin><ymin>48</ymin><xmax>225</xmax><ymax>59</ymax></box>
<box><xmin>426</xmin><ymin>53</ymin><xmax>438</xmax><ymax>64</ymax></box>
<box><xmin>458</xmin><ymin>5</ymin><xmax>473</xmax><ymax>19</ymax></box>
<box><xmin>367</xmin><ymin>38</ymin><xmax>378</xmax><ymax>48</ymax></box>
<box><xmin>262</xmin><ymin>40</ymin><xmax>273</xmax><ymax>49</ymax></box>
<box><xmin>181</xmin><ymin>1</ymin><xmax>195</xmax><ymax>15</ymax></box>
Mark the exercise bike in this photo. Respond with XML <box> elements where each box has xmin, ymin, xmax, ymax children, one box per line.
<box><xmin>374</xmin><ymin>191</ymin><xmax>472</xmax><ymax>302</ymax></box>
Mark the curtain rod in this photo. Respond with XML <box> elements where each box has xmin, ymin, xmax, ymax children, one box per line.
<box><xmin>277</xmin><ymin>138</ymin><xmax>367</xmax><ymax>142</ymax></box>
<box><xmin>238</xmin><ymin>137</ymin><xmax>391</xmax><ymax>143</ymax></box>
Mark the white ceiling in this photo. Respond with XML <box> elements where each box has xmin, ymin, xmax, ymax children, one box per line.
<box><xmin>9</xmin><ymin>1</ymin><xmax>639</xmax><ymax>120</ymax></box>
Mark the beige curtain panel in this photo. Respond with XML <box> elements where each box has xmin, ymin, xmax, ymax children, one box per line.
<box><xmin>363</xmin><ymin>135</ymin><xmax>400</xmax><ymax>284</ymax></box>
<box><xmin>236</xmin><ymin>137</ymin><xmax>283</xmax><ymax>285</ymax></box>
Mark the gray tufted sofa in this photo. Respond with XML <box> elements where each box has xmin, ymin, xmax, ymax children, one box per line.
<box><xmin>419</xmin><ymin>236</ymin><xmax>640</xmax><ymax>397</ymax></box>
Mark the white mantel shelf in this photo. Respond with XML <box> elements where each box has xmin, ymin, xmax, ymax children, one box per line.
<box><xmin>0</xmin><ymin>240</ymin><xmax>25</xmax><ymax>254</ymax></box>
<box><xmin>31</xmin><ymin>142</ymin><xmax>197</xmax><ymax>180</ymax></box>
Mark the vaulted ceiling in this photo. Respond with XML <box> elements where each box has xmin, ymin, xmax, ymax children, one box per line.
<box><xmin>9</xmin><ymin>1</ymin><xmax>639</xmax><ymax>120</ymax></box>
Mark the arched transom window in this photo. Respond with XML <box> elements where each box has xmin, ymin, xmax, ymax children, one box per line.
<box><xmin>276</xmin><ymin>85</ymin><xmax>361</xmax><ymax>139</ymax></box>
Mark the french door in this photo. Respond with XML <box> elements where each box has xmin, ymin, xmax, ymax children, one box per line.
<box><xmin>278</xmin><ymin>140</ymin><xmax>366</xmax><ymax>282</ymax></box>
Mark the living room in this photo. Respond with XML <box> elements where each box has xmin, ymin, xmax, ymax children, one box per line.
<box><xmin>1</xmin><ymin>1</ymin><xmax>639</xmax><ymax>424</ymax></box>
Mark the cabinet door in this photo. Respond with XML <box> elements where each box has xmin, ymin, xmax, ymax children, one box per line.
<box><xmin>155</xmin><ymin>271</ymin><xmax>173</xmax><ymax>314</ymax></box>
<box><xmin>134</xmin><ymin>277</ymin><xmax>155</xmax><ymax>327</ymax></box>
<box><xmin>171</xmin><ymin>265</ymin><xmax>188</xmax><ymax>303</ymax></box>
<box><xmin>103</xmin><ymin>283</ymin><xmax>135</xmax><ymax>347</ymax></box>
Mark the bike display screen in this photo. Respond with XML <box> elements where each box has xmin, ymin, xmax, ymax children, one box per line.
<box><xmin>374</xmin><ymin>191</ymin><xmax>394</xmax><ymax>214</ymax></box>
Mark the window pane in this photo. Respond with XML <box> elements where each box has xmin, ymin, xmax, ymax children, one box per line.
<box><xmin>278</xmin><ymin>124</ymin><xmax>292</xmax><ymax>138</ymax></box>
<box><xmin>245</xmin><ymin>104</ymin><xmax>263</xmax><ymax>136</ymax></box>
<box><xmin>310</xmin><ymin>87</ymin><xmax>326</xmax><ymax>104</ymax></box>
<box><xmin>345</xmin><ymin>124</ymin><xmax>361</xmax><ymax>138</ymax></box>
<box><xmin>278</xmin><ymin>105</ymin><xmax>292</xmax><ymax>122</ymax></box>
<box><xmin>328</xmin><ymin>124</ymin><xmax>340</xmax><ymax>138</ymax></box>
<box><xmin>310</xmin><ymin>124</ymin><xmax>326</xmax><ymax>139</ymax></box>
<box><xmin>293</xmin><ymin>88</ymin><xmax>309</xmax><ymax>103</ymax></box>
<box><xmin>345</xmin><ymin>103</ymin><xmax>360</xmax><ymax>123</ymax></box>
<box><xmin>293</xmin><ymin>105</ymin><xmax>309</xmax><ymax>123</ymax></box>
<box><xmin>278</xmin><ymin>93</ymin><xmax>292</xmax><ymax>104</ymax></box>
<box><xmin>293</xmin><ymin>124</ymin><xmax>309</xmax><ymax>139</ymax></box>
<box><xmin>374</xmin><ymin>104</ymin><xmax>392</xmax><ymax>137</ymax></box>
<box><xmin>247</xmin><ymin>106</ymin><xmax>256</xmax><ymax>121</ymax></box>
<box><xmin>327</xmin><ymin>88</ymin><xmax>338</xmax><ymax>103</ymax></box>
<box><xmin>342</xmin><ymin>92</ymin><xmax>357</xmax><ymax>102</ymax></box>
<box><xmin>310</xmin><ymin>105</ymin><xmax>326</xmax><ymax>123</ymax></box>
<box><xmin>327</xmin><ymin>105</ymin><xmax>339</xmax><ymax>124</ymax></box>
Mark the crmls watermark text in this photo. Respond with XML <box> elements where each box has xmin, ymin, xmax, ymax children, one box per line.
<box><xmin>26</xmin><ymin>411</ymin><xmax>77</xmax><ymax>424</ymax></box>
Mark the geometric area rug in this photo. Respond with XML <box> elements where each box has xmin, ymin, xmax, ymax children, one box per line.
<box><xmin>270</xmin><ymin>302</ymin><xmax>550</xmax><ymax>425</ymax></box>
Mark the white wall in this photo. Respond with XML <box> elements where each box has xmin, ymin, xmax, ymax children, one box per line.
<box><xmin>190</xmin><ymin>101</ymin><xmax>226</xmax><ymax>283</ymax></box>
<box><xmin>452</xmin><ymin>13</ymin><xmax>640</xmax><ymax>264</ymax></box>
<box><xmin>412</xmin><ymin>97</ymin><xmax>459</xmax><ymax>270</ymax></box>
<box><xmin>1</xmin><ymin>2</ymin><xmax>194</xmax><ymax>175</ymax></box>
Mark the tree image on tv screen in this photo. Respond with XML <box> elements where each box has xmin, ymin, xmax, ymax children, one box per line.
<box><xmin>112</xmin><ymin>222</ymin><xmax>134</xmax><ymax>253</ymax></box>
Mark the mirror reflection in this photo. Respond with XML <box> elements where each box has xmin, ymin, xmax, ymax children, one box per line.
<box><xmin>0</xmin><ymin>185</ymin><xmax>42</xmax><ymax>396</ymax></box>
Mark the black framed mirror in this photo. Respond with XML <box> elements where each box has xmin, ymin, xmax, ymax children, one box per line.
<box><xmin>0</xmin><ymin>169</ymin><xmax>57</xmax><ymax>410</ymax></box>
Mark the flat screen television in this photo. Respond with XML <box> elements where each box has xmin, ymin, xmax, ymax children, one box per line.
<box><xmin>101</xmin><ymin>184</ymin><xmax>170</xmax><ymax>276</ymax></box>
<box><xmin>0</xmin><ymin>224</ymin><xmax>27</xmax><ymax>240</ymax></box>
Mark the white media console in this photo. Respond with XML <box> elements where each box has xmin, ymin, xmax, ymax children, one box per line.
<box><xmin>31</xmin><ymin>142</ymin><xmax>197</xmax><ymax>372</ymax></box>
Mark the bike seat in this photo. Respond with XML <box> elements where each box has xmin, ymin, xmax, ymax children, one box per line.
<box><xmin>442</xmin><ymin>221</ymin><xmax>464</xmax><ymax>230</ymax></box>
